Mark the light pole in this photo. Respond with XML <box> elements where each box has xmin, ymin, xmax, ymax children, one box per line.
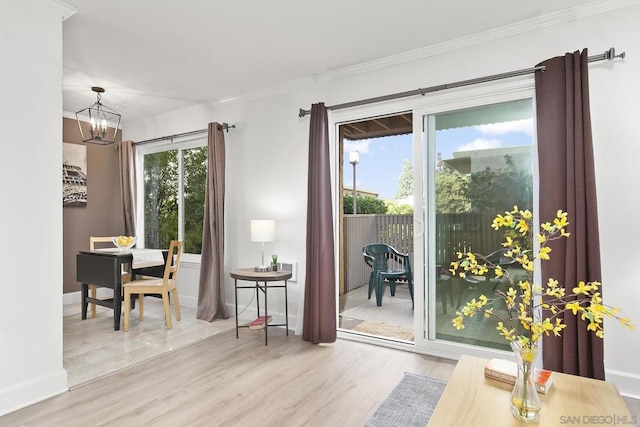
<box><xmin>349</xmin><ymin>151</ymin><xmax>359</xmax><ymax>214</ymax></box>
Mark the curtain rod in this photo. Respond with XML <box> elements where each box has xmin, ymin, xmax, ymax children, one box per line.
<box><xmin>133</xmin><ymin>122</ymin><xmax>236</xmax><ymax>146</ymax></box>
<box><xmin>297</xmin><ymin>47</ymin><xmax>625</xmax><ymax>118</ymax></box>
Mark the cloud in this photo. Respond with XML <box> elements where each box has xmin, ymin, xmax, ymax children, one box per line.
<box><xmin>473</xmin><ymin>119</ymin><xmax>533</xmax><ymax>136</ymax></box>
<box><xmin>456</xmin><ymin>138</ymin><xmax>503</xmax><ymax>152</ymax></box>
<box><xmin>344</xmin><ymin>139</ymin><xmax>371</xmax><ymax>155</ymax></box>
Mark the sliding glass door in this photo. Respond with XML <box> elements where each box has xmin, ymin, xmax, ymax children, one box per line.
<box><xmin>414</xmin><ymin>96</ymin><xmax>534</xmax><ymax>357</ymax></box>
<box><xmin>332</xmin><ymin>81</ymin><xmax>536</xmax><ymax>359</ymax></box>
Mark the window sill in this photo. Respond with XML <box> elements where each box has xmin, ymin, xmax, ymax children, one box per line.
<box><xmin>180</xmin><ymin>253</ymin><xmax>201</xmax><ymax>267</ymax></box>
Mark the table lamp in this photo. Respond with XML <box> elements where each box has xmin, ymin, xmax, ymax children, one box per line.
<box><xmin>251</xmin><ymin>220</ymin><xmax>275</xmax><ymax>272</ymax></box>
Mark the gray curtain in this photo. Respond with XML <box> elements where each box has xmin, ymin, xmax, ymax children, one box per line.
<box><xmin>302</xmin><ymin>103</ymin><xmax>337</xmax><ymax>344</ymax></box>
<box><xmin>196</xmin><ymin>123</ymin><xmax>227</xmax><ymax>320</ymax></box>
<box><xmin>536</xmin><ymin>49</ymin><xmax>604</xmax><ymax>379</ymax></box>
<box><xmin>118</xmin><ymin>140</ymin><xmax>137</xmax><ymax>236</ymax></box>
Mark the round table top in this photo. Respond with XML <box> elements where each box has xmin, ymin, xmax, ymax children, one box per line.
<box><xmin>230</xmin><ymin>268</ymin><xmax>292</xmax><ymax>281</ymax></box>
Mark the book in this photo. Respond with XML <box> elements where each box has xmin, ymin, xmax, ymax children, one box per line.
<box><xmin>484</xmin><ymin>358</ymin><xmax>554</xmax><ymax>394</ymax></box>
<box><xmin>248</xmin><ymin>315</ymin><xmax>273</xmax><ymax>330</ymax></box>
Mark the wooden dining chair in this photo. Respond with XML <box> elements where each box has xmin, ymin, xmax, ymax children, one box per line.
<box><xmin>89</xmin><ymin>236</ymin><xmax>132</xmax><ymax>318</ymax></box>
<box><xmin>123</xmin><ymin>240</ymin><xmax>183</xmax><ymax>332</ymax></box>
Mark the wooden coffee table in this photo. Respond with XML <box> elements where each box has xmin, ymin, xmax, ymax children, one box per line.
<box><xmin>428</xmin><ymin>355</ymin><xmax>633</xmax><ymax>426</ymax></box>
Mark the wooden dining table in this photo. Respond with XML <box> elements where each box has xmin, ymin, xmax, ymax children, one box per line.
<box><xmin>76</xmin><ymin>248</ymin><xmax>167</xmax><ymax>331</ymax></box>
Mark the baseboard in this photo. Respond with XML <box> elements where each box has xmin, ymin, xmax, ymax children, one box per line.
<box><xmin>606</xmin><ymin>368</ymin><xmax>640</xmax><ymax>399</ymax></box>
<box><xmin>0</xmin><ymin>369</ymin><xmax>68</xmax><ymax>417</ymax></box>
<box><xmin>63</xmin><ymin>290</ymin><xmax>82</xmax><ymax>305</ymax></box>
<box><xmin>179</xmin><ymin>295</ymin><xmax>197</xmax><ymax>309</ymax></box>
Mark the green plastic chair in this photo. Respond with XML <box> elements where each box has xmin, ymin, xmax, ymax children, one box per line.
<box><xmin>363</xmin><ymin>243</ymin><xmax>414</xmax><ymax>308</ymax></box>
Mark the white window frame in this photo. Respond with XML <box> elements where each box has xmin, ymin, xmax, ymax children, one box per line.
<box><xmin>332</xmin><ymin>77</ymin><xmax>537</xmax><ymax>363</ymax></box>
<box><xmin>135</xmin><ymin>134</ymin><xmax>207</xmax><ymax>262</ymax></box>
<box><xmin>415</xmin><ymin>87</ymin><xmax>536</xmax><ymax>362</ymax></box>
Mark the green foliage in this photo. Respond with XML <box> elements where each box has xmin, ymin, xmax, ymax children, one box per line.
<box><xmin>396</xmin><ymin>159</ymin><xmax>413</xmax><ymax>199</ymax></box>
<box><xmin>434</xmin><ymin>155</ymin><xmax>532</xmax><ymax>215</ymax></box>
<box><xmin>435</xmin><ymin>165</ymin><xmax>470</xmax><ymax>214</ymax></box>
<box><xmin>467</xmin><ymin>155</ymin><xmax>533</xmax><ymax>213</ymax></box>
<box><xmin>144</xmin><ymin>150</ymin><xmax>178</xmax><ymax>250</ymax></box>
<box><xmin>182</xmin><ymin>147</ymin><xmax>207</xmax><ymax>254</ymax></box>
<box><xmin>343</xmin><ymin>194</ymin><xmax>387</xmax><ymax>214</ymax></box>
<box><xmin>385</xmin><ymin>200</ymin><xmax>414</xmax><ymax>214</ymax></box>
<box><xmin>143</xmin><ymin>146</ymin><xmax>207</xmax><ymax>254</ymax></box>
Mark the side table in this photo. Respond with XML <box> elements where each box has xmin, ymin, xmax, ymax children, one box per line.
<box><xmin>230</xmin><ymin>268</ymin><xmax>292</xmax><ymax>345</ymax></box>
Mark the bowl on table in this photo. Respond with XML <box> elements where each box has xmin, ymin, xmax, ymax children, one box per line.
<box><xmin>113</xmin><ymin>236</ymin><xmax>136</xmax><ymax>250</ymax></box>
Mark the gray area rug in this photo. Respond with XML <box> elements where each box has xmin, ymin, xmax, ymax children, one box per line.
<box><xmin>365</xmin><ymin>373</ymin><xmax>447</xmax><ymax>427</ymax></box>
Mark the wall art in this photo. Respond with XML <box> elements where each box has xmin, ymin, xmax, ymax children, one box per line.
<box><xmin>63</xmin><ymin>142</ymin><xmax>87</xmax><ymax>206</ymax></box>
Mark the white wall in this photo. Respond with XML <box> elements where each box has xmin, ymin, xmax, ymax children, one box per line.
<box><xmin>124</xmin><ymin>4</ymin><xmax>640</xmax><ymax>395</ymax></box>
<box><xmin>587</xmin><ymin>10</ymin><xmax>640</xmax><ymax>396</ymax></box>
<box><xmin>0</xmin><ymin>0</ymin><xmax>73</xmax><ymax>416</ymax></box>
<box><xmin>126</xmin><ymin>91</ymin><xmax>311</xmax><ymax>327</ymax></box>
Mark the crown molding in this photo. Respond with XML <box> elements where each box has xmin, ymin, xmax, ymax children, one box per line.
<box><xmin>318</xmin><ymin>0</ymin><xmax>638</xmax><ymax>83</ymax></box>
<box><xmin>29</xmin><ymin>0</ymin><xmax>76</xmax><ymax>20</ymax></box>
<box><xmin>119</xmin><ymin>0</ymin><xmax>636</xmax><ymax>123</ymax></box>
<box><xmin>205</xmin><ymin>0</ymin><xmax>635</xmax><ymax>110</ymax></box>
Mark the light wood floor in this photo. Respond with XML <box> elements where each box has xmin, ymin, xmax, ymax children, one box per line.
<box><xmin>2</xmin><ymin>327</ymin><xmax>457</xmax><ymax>426</ymax></box>
<box><xmin>5</xmin><ymin>299</ymin><xmax>638</xmax><ymax>426</ymax></box>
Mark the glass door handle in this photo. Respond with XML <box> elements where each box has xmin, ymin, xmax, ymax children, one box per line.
<box><xmin>414</xmin><ymin>218</ymin><xmax>424</xmax><ymax>238</ymax></box>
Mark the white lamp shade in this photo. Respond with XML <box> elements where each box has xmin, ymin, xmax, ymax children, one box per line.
<box><xmin>349</xmin><ymin>151</ymin><xmax>360</xmax><ymax>164</ymax></box>
<box><xmin>250</xmin><ymin>220</ymin><xmax>275</xmax><ymax>242</ymax></box>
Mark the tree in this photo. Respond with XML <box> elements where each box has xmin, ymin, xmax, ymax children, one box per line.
<box><xmin>467</xmin><ymin>155</ymin><xmax>533</xmax><ymax>213</ymax></box>
<box><xmin>385</xmin><ymin>200</ymin><xmax>414</xmax><ymax>214</ymax></box>
<box><xmin>144</xmin><ymin>150</ymin><xmax>178</xmax><ymax>249</ymax></box>
<box><xmin>395</xmin><ymin>159</ymin><xmax>413</xmax><ymax>200</ymax></box>
<box><xmin>435</xmin><ymin>165</ymin><xmax>470</xmax><ymax>214</ymax></box>
<box><xmin>143</xmin><ymin>147</ymin><xmax>208</xmax><ymax>254</ymax></box>
<box><xmin>343</xmin><ymin>194</ymin><xmax>387</xmax><ymax>214</ymax></box>
<box><xmin>183</xmin><ymin>146</ymin><xmax>207</xmax><ymax>254</ymax></box>
<box><xmin>434</xmin><ymin>155</ymin><xmax>532</xmax><ymax>215</ymax></box>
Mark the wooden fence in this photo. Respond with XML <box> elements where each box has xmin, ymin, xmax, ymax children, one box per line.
<box><xmin>343</xmin><ymin>214</ymin><xmax>413</xmax><ymax>292</ymax></box>
<box><xmin>434</xmin><ymin>213</ymin><xmax>504</xmax><ymax>266</ymax></box>
<box><xmin>343</xmin><ymin>213</ymin><xmax>505</xmax><ymax>293</ymax></box>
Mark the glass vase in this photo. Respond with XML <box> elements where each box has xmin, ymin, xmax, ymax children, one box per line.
<box><xmin>510</xmin><ymin>341</ymin><xmax>541</xmax><ymax>423</ymax></box>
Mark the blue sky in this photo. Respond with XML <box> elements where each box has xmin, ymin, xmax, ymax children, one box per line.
<box><xmin>343</xmin><ymin>119</ymin><xmax>533</xmax><ymax>200</ymax></box>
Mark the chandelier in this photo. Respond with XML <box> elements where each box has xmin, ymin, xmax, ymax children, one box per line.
<box><xmin>75</xmin><ymin>86</ymin><xmax>121</xmax><ymax>144</ymax></box>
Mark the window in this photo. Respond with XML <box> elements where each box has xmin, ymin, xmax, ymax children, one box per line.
<box><xmin>137</xmin><ymin>137</ymin><xmax>207</xmax><ymax>255</ymax></box>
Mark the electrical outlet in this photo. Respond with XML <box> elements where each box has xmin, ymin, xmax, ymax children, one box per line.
<box><xmin>278</xmin><ymin>260</ymin><xmax>297</xmax><ymax>282</ymax></box>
